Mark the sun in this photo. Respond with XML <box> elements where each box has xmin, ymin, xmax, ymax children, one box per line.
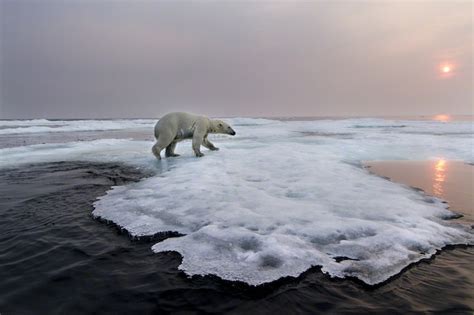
<box><xmin>439</xmin><ymin>63</ymin><xmax>455</xmax><ymax>77</ymax></box>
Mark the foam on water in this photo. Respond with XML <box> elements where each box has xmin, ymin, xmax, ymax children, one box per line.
<box><xmin>1</xmin><ymin>118</ymin><xmax>473</xmax><ymax>285</ymax></box>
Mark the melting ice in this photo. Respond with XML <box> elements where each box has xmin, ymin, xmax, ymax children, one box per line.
<box><xmin>1</xmin><ymin>118</ymin><xmax>473</xmax><ymax>285</ymax></box>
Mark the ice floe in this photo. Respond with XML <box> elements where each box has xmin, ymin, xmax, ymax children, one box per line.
<box><xmin>0</xmin><ymin>118</ymin><xmax>472</xmax><ymax>285</ymax></box>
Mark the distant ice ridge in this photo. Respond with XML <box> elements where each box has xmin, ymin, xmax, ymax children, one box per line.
<box><xmin>0</xmin><ymin>119</ymin><xmax>156</xmax><ymax>134</ymax></box>
<box><xmin>1</xmin><ymin>118</ymin><xmax>473</xmax><ymax>285</ymax></box>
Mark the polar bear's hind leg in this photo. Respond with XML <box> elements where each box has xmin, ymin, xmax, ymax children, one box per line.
<box><xmin>165</xmin><ymin>141</ymin><xmax>180</xmax><ymax>157</ymax></box>
<box><xmin>152</xmin><ymin>143</ymin><xmax>162</xmax><ymax>160</ymax></box>
<box><xmin>152</xmin><ymin>131</ymin><xmax>174</xmax><ymax>160</ymax></box>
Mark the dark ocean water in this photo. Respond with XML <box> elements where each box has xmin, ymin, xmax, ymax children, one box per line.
<box><xmin>0</xmin><ymin>161</ymin><xmax>472</xmax><ymax>314</ymax></box>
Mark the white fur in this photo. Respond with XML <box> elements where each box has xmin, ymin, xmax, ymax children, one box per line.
<box><xmin>152</xmin><ymin>112</ymin><xmax>235</xmax><ymax>159</ymax></box>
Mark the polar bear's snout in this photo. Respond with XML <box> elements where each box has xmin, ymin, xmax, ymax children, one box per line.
<box><xmin>228</xmin><ymin>127</ymin><xmax>236</xmax><ymax>136</ymax></box>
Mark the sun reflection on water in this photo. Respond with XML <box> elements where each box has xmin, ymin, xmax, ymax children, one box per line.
<box><xmin>433</xmin><ymin>114</ymin><xmax>451</xmax><ymax>122</ymax></box>
<box><xmin>433</xmin><ymin>159</ymin><xmax>446</xmax><ymax>196</ymax></box>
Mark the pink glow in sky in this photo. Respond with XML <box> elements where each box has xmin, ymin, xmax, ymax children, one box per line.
<box><xmin>1</xmin><ymin>0</ymin><xmax>472</xmax><ymax>118</ymax></box>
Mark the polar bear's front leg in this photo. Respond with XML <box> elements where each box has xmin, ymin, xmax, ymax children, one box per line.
<box><xmin>203</xmin><ymin>138</ymin><xmax>219</xmax><ymax>151</ymax></box>
<box><xmin>192</xmin><ymin>132</ymin><xmax>205</xmax><ymax>157</ymax></box>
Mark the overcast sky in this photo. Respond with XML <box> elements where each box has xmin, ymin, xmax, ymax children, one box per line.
<box><xmin>0</xmin><ymin>0</ymin><xmax>472</xmax><ymax>119</ymax></box>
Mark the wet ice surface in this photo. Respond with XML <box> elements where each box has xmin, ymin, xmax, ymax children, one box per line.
<box><xmin>1</xmin><ymin>118</ymin><xmax>473</xmax><ymax>286</ymax></box>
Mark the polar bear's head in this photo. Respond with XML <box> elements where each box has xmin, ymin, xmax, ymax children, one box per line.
<box><xmin>211</xmin><ymin>120</ymin><xmax>236</xmax><ymax>135</ymax></box>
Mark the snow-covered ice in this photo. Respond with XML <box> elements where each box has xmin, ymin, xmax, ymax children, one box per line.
<box><xmin>0</xmin><ymin>119</ymin><xmax>155</xmax><ymax>134</ymax></box>
<box><xmin>0</xmin><ymin>118</ymin><xmax>473</xmax><ymax>285</ymax></box>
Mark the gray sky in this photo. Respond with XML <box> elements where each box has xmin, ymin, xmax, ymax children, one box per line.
<box><xmin>1</xmin><ymin>0</ymin><xmax>472</xmax><ymax>119</ymax></box>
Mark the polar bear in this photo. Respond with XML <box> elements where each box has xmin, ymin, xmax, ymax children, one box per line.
<box><xmin>152</xmin><ymin>112</ymin><xmax>236</xmax><ymax>159</ymax></box>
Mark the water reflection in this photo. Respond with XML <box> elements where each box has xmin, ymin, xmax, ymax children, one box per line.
<box><xmin>433</xmin><ymin>159</ymin><xmax>446</xmax><ymax>196</ymax></box>
<box><xmin>433</xmin><ymin>114</ymin><xmax>451</xmax><ymax>122</ymax></box>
